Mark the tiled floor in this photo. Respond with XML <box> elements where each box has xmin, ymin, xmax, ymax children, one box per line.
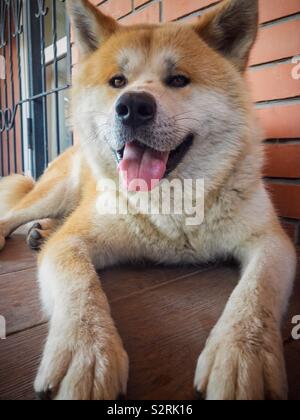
<box><xmin>0</xmin><ymin>236</ymin><xmax>299</xmax><ymax>400</ymax></box>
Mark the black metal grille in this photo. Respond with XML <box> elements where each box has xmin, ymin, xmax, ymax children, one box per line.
<box><xmin>0</xmin><ymin>0</ymin><xmax>72</xmax><ymax>178</ymax></box>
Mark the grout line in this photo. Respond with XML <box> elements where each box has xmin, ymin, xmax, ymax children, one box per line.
<box><xmin>127</xmin><ymin>0</ymin><xmax>161</xmax><ymax>16</ymax></box>
<box><xmin>264</xmin><ymin>139</ymin><xmax>300</xmax><ymax>145</ymax></box>
<box><xmin>134</xmin><ymin>0</ymin><xmax>153</xmax><ymax>11</ymax></box>
<box><xmin>175</xmin><ymin>1</ymin><xmax>220</xmax><ymax>22</ymax></box>
<box><xmin>281</xmin><ymin>217</ymin><xmax>300</xmax><ymax>225</ymax></box>
<box><xmin>261</xmin><ymin>12</ymin><xmax>300</xmax><ymax>28</ymax></box>
<box><xmin>265</xmin><ymin>178</ymin><xmax>300</xmax><ymax>186</ymax></box>
<box><xmin>249</xmin><ymin>57</ymin><xmax>295</xmax><ymax>72</ymax></box>
<box><xmin>255</xmin><ymin>96</ymin><xmax>300</xmax><ymax>109</ymax></box>
<box><xmin>172</xmin><ymin>5</ymin><xmax>300</xmax><ymax>26</ymax></box>
<box><xmin>159</xmin><ymin>0</ymin><xmax>163</xmax><ymax>23</ymax></box>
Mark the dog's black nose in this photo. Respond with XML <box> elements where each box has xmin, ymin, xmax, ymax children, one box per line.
<box><xmin>116</xmin><ymin>92</ymin><xmax>157</xmax><ymax>128</ymax></box>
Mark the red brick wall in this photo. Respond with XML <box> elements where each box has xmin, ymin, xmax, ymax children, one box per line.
<box><xmin>80</xmin><ymin>0</ymin><xmax>300</xmax><ymax>244</ymax></box>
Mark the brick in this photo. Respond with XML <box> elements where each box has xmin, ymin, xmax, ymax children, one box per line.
<box><xmin>250</xmin><ymin>19</ymin><xmax>300</xmax><ymax>66</ymax></box>
<box><xmin>134</xmin><ymin>0</ymin><xmax>152</xmax><ymax>8</ymax></box>
<box><xmin>99</xmin><ymin>0</ymin><xmax>132</xmax><ymax>19</ymax></box>
<box><xmin>264</xmin><ymin>144</ymin><xmax>300</xmax><ymax>178</ymax></box>
<box><xmin>164</xmin><ymin>0</ymin><xmax>218</xmax><ymax>21</ymax></box>
<box><xmin>121</xmin><ymin>3</ymin><xmax>160</xmax><ymax>25</ymax></box>
<box><xmin>256</xmin><ymin>104</ymin><xmax>300</xmax><ymax>139</ymax></box>
<box><xmin>163</xmin><ymin>0</ymin><xmax>300</xmax><ymax>22</ymax></box>
<box><xmin>259</xmin><ymin>0</ymin><xmax>300</xmax><ymax>24</ymax></box>
<box><xmin>247</xmin><ymin>63</ymin><xmax>300</xmax><ymax>103</ymax></box>
<box><xmin>267</xmin><ymin>183</ymin><xmax>300</xmax><ymax>219</ymax></box>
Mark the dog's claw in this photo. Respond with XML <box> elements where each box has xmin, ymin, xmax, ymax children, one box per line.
<box><xmin>36</xmin><ymin>389</ymin><xmax>53</xmax><ymax>401</ymax></box>
<box><xmin>194</xmin><ymin>389</ymin><xmax>205</xmax><ymax>400</ymax></box>
<box><xmin>27</xmin><ymin>223</ymin><xmax>45</xmax><ymax>251</ymax></box>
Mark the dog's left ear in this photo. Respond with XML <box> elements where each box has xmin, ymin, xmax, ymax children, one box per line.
<box><xmin>193</xmin><ymin>0</ymin><xmax>259</xmax><ymax>71</ymax></box>
<box><xmin>67</xmin><ymin>0</ymin><xmax>119</xmax><ymax>56</ymax></box>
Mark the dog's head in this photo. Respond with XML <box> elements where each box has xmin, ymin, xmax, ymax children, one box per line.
<box><xmin>69</xmin><ymin>0</ymin><xmax>259</xmax><ymax>191</ymax></box>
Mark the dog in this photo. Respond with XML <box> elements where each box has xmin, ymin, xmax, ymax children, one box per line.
<box><xmin>0</xmin><ymin>0</ymin><xmax>297</xmax><ymax>400</ymax></box>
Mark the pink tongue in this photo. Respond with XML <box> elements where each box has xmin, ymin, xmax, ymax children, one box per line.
<box><xmin>118</xmin><ymin>142</ymin><xmax>169</xmax><ymax>192</ymax></box>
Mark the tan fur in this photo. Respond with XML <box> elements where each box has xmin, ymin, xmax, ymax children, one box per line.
<box><xmin>0</xmin><ymin>174</ymin><xmax>35</xmax><ymax>216</ymax></box>
<box><xmin>0</xmin><ymin>0</ymin><xmax>296</xmax><ymax>400</ymax></box>
<box><xmin>0</xmin><ymin>175</ymin><xmax>36</xmax><ymax>242</ymax></box>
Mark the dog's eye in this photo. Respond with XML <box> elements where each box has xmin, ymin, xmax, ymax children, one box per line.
<box><xmin>166</xmin><ymin>75</ymin><xmax>190</xmax><ymax>88</ymax></box>
<box><xmin>109</xmin><ymin>75</ymin><xmax>127</xmax><ymax>89</ymax></box>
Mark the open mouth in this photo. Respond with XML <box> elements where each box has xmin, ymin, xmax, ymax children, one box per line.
<box><xmin>115</xmin><ymin>134</ymin><xmax>194</xmax><ymax>192</ymax></box>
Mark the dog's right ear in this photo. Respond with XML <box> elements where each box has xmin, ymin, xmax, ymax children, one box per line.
<box><xmin>67</xmin><ymin>0</ymin><xmax>119</xmax><ymax>56</ymax></box>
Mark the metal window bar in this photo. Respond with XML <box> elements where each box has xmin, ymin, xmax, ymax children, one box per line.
<box><xmin>0</xmin><ymin>0</ymin><xmax>72</xmax><ymax>179</ymax></box>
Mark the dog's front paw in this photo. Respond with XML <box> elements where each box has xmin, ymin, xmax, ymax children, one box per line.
<box><xmin>34</xmin><ymin>321</ymin><xmax>129</xmax><ymax>400</ymax></box>
<box><xmin>27</xmin><ymin>223</ymin><xmax>48</xmax><ymax>251</ymax></box>
<box><xmin>194</xmin><ymin>319</ymin><xmax>287</xmax><ymax>400</ymax></box>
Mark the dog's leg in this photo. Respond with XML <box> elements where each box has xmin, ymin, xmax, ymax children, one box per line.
<box><xmin>34</xmin><ymin>204</ymin><xmax>130</xmax><ymax>400</ymax></box>
<box><xmin>0</xmin><ymin>176</ymin><xmax>76</xmax><ymax>251</ymax></box>
<box><xmin>194</xmin><ymin>229</ymin><xmax>296</xmax><ymax>400</ymax></box>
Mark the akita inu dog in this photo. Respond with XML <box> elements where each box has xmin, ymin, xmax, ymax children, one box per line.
<box><xmin>0</xmin><ymin>0</ymin><xmax>297</xmax><ymax>400</ymax></box>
